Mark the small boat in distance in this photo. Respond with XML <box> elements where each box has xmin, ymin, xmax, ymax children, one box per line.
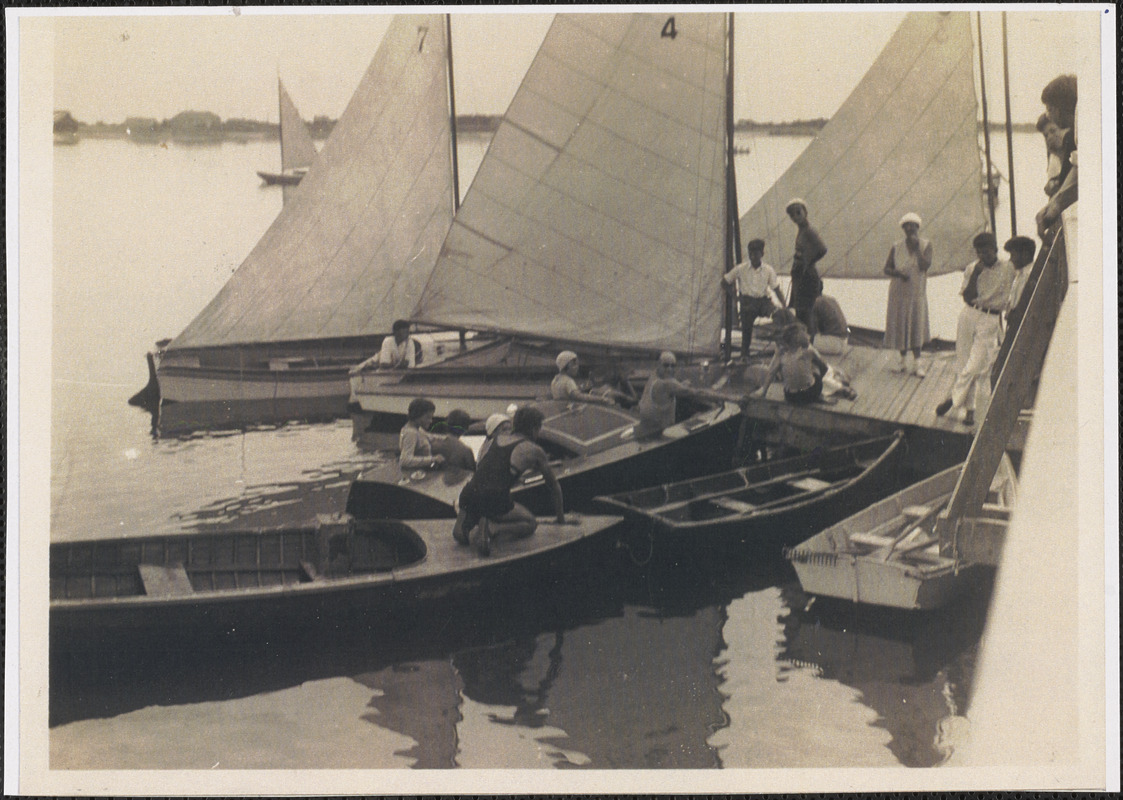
<box><xmin>255</xmin><ymin>78</ymin><xmax>317</xmax><ymax>196</ymax></box>
<box><xmin>593</xmin><ymin>431</ymin><xmax>904</xmax><ymax>551</ymax></box>
<box><xmin>256</xmin><ymin>166</ymin><xmax>308</xmax><ymax>187</ymax></box>
<box><xmin>786</xmin><ymin>458</ymin><xmax>1017</xmax><ymax>611</ymax></box>
<box><xmin>50</xmin><ymin>511</ymin><xmax>622</xmax><ymax>636</ymax></box>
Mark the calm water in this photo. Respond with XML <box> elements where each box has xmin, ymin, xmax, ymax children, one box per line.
<box><xmin>47</xmin><ymin>131</ymin><xmax>1043</xmax><ymax>770</ymax></box>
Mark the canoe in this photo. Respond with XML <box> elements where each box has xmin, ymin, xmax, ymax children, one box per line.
<box><xmin>345</xmin><ymin>398</ymin><xmax>745</xmax><ymax>520</ymax></box>
<box><xmin>50</xmin><ymin>512</ymin><xmax>621</xmax><ymax>635</ymax></box>
<box><xmin>256</xmin><ymin>167</ymin><xmax>307</xmax><ymax>186</ymax></box>
<box><xmin>593</xmin><ymin>431</ymin><xmax>904</xmax><ymax>551</ymax></box>
<box><xmin>785</xmin><ymin>458</ymin><xmax>1017</xmax><ymax>611</ymax></box>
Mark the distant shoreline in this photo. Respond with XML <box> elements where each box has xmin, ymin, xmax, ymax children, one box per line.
<box><xmin>56</xmin><ymin>111</ymin><xmax>1042</xmax><ymax>144</ymax></box>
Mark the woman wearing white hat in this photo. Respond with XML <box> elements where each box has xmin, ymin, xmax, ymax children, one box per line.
<box><xmin>550</xmin><ymin>351</ymin><xmax>615</xmax><ymax>406</ymax></box>
<box><xmin>883</xmin><ymin>212</ymin><xmax>932</xmax><ymax>377</ymax></box>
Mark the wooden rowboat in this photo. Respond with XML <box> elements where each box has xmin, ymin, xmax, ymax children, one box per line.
<box><xmin>592</xmin><ymin>431</ymin><xmax>904</xmax><ymax>551</ymax></box>
<box><xmin>50</xmin><ymin>512</ymin><xmax>621</xmax><ymax>635</ymax></box>
<box><xmin>785</xmin><ymin>458</ymin><xmax>1017</xmax><ymax>610</ymax></box>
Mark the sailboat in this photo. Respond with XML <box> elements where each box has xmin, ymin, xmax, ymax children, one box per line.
<box><xmin>349</xmin><ymin>12</ymin><xmax>738</xmax><ymax>432</ymax></box>
<box><xmin>256</xmin><ymin>78</ymin><xmax>318</xmax><ymax>202</ymax></box>
<box><xmin>138</xmin><ymin>15</ymin><xmax>461</xmax><ymax>428</ymax></box>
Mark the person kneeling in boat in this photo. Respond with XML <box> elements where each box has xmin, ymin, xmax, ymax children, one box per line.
<box><xmin>634</xmin><ymin>351</ymin><xmax>750</xmax><ymax>439</ymax></box>
<box><xmin>453</xmin><ymin>406</ymin><xmax>572</xmax><ymax>557</ymax></box>
<box><xmin>551</xmin><ymin>351</ymin><xmax>617</xmax><ymax>406</ymax></box>
<box><xmin>399</xmin><ymin>397</ymin><xmax>445</xmax><ymax>472</ymax></box>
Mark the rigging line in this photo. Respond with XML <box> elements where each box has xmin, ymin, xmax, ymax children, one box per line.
<box><xmin>1001</xmin><ymin>11</ymin><xmax>1017</xmax><ymax>236</ymax></box>
<box><xmin>977</xmin><ymin>11</ymin><xmax>997</xmax><ymax>234</ymax></box>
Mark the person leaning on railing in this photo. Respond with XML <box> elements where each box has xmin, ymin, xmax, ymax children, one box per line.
<box><xmin>1035</xmin><ymin>74</ymin><xmax>1077</xmax><ymax>239</ymax></box>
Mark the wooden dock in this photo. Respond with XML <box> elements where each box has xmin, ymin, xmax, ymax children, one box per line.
<box><xmin>714</xmin><ymin>341</ymin><xmax>979</xmax><ymax>462</ymax></box>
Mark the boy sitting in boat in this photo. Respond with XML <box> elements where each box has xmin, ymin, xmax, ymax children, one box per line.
<box><xmin>350</xmin><ymin>319</ymin><xmax>422</xmax><ymax>374</ymax></box>
<box><xmin>399</xmin><ymin>398</ymin><xmax>445</xmax><ymax>472</ymax></box>
<box><xmin>453</xmin><ymin>406</ymin><xmax>572</xmax><ymax>557</ymax></box>
<box><xmin>551</xmin><ymin>351</ymin><xmax>618</xmax><ymax>406</ymax></box>
<box><xmin>430</xmin><ymin>408</ymin><xmax>477</xmax><ymax>472</ymax></box>
<box><xmin>755</xmin><ymin>323</ymin><xmax>857</xmax><ymax>405</ymax></box>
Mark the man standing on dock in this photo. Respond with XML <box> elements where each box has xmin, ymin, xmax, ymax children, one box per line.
<box><xmin>935</xmin><ymin>232</ymin><xmax>1015</xmax><ymax>427</ymax></box>
<box><xmin>785</xmin><ymin>198</ymin><xmax>827</xmax><ymax>329</ymax></box>
<box><xmin>722</xmin><ymin>238</ymin><xmax>783</xmax><ymax>361</ymax></box>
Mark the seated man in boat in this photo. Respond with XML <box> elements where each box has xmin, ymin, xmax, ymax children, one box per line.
<box><xmin>550</xmin><ymin>351</ymin><xmax>617</xmax><ymax>406</ymax></box>
<box><xmin>399</xmin><ymin>397</ymin><xmax>445</xmax><ymax>472</ymax></box>
<box><xmin>349</xmin><ymin>319</ymin><xmax>422</xmax><ymax>374</ymax></box>
<box><xmin>430</xmin><ymin>408</ymin><xmax>476</xmax><ymax>472</ymax></box>
<box><xmin>634</xmin><ymin>351</ymin><xmax>749</xmax><ymax>439</ymax></box>
<box><xmin>453</xmin><ymin>406</ymin><xmax>570</xmax><ymax>557</ymax></box>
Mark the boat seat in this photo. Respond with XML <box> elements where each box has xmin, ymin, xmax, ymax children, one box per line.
<box><xmin>788</xmin><ymin>476</ymin><xmax>832</xmax><ymax>492</ymax></box>
<box><xmin>902</xmin><ymin>505</ymin><xmax>933</xmax><ymax>518</ymax></box>
<box><xmin>711</xmin><ymin>497</ymin><xmax>757</xmax><ymax>514</ymax></box>
<box><xmin>138</xmin><ymin>563</ymin><xmax>194</xmax><ymax>597</ymax></box>
<box><xmin>847</xmin><ymin>532</ymin><xmax>898</xmax><ymax>548</ymax></box>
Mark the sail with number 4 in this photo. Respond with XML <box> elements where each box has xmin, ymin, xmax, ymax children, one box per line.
<box><xmin>411</xmin><ymin>12</ymin><xmax>730</xmax><ymax>358</ymax></box>
<box><xmin>739</xmin><ymin>11</ymin><xmax>987</xmax><ymax>279</ymax></box>
<box><xmin>165</xmin><ymin>14</ymin><xmax>455</xmax><ymax>360</ymax></box>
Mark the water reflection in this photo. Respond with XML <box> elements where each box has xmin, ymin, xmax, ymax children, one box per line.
<box><xmin>774</xmin><ymin>582</ymin><xmax>991</xmax><ymax>767</ymax></box>
<box><xmin>354</xmin><ymin>660</ymin><xmax>463</xmax><ymax>769</ymax></box>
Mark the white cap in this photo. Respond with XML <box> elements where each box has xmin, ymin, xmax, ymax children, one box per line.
<box><xmin>506</xmin><ymin>403</ymin><xmax>519</xmax><ymax>416</ymax></box>
<box><xmin>485</xmin><ymin>413</ymin><xmax>511</xmax><ymax>437</ymax></box>
<box><xmin>786</xmin><ymin>197</ymin><xmax>807</xmax><ymax>212</ymax></box>
<box><xmin>658</xmin><ymin>351</ymin><xmax>677</xmax><ymax>366</ymax></box>
<box><xmin>556</xmin><ymin>350</ymin><xmax>578</xmax><ymax>371</ymax></box>
<box><xmin>899</xmin><ymin>212</ymin><xmax>922</xmax><ymax>228</ymax></box>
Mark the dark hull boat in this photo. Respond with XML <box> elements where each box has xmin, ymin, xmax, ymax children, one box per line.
<box><xmin>593</xmin><ymin>431</ymin><xmax>904</xmax><ymax>552</ymax></box>
<box><xmin>785</xmin><ymin>459</ymin><xmax>1017</xmax><ymax>611</ymax></box>
<box><xmin>345</xmin><ymin>398</ymin><xmax>746</xmax><ymax>521</ymax></box>
<box><xmin>256</xmin><ymin>167</ymin><xmax>307</xmax><ymax>186</ymax></box>
<box><xmin>50</xmin><ymin>512</ymin><xmax>621</xmax><ymax>636</ymax></box>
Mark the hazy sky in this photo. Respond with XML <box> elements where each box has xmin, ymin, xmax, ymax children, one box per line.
<box><xmin>45</xmin><ymin>7</ymin><xmax>1102</xmax><ymax>125</ymax></box>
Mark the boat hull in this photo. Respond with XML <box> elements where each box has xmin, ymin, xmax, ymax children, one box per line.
<box><xmin>787</xmin><ymin>462</ymin><xmax>1013</xmax><ymax>610</ymax></box>
<box><xmin>594</xmin><ymin>432</ymin><xmax>905</xmax><ymax>552</ymax></box>
<box><xmin>50</xmin><ymin>513</ymin><xmax>622</xmax><ymax>640</ymax></box>
<box><xmin>257</xmin><ymin>169</ymin><xmax>305</xmax><ymax>186</ymax></box>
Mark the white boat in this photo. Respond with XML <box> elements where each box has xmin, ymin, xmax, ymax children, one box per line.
<box><xmin>255</xmin><ymin>78</ymin><xmax>317</xmax><ymax>201</ymax></box>
<box><xmin>786</xmin><ymin>457</ymin><xmax>1017</xmax><ymax>610</ymax></box>
<box><xmin>350</xmin><ymin>13</ymin><xmax>735</xmax><ymax>430</ymax></box>
<box><xmin>141</xmin><ymin>15</ymin><xmax>460</xmax><ymax>427</ymax></box>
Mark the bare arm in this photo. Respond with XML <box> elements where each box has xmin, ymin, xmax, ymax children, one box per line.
<box><xmin>527</xmin><ymin>445</ymin><xmax>565</xmax><ymax>522</ymax></box>
<box><xmin>756</xmin><ymin>350</ymin><xmax>782</xmax><ymax>396</ymax></box>
<box><xmin>918</xmin><ymin>240</ymin><xmax>933</xmax><ymax>272</ymax></box>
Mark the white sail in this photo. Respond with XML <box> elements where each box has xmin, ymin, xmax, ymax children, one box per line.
<box><xmin>739</xmin><ymin>11</ymin><xmax>986</xmax><ymax>279</ymax></box>
<box><xmin>169</xmin><ymin>14</ymin><xmax>455</xmax><ymax>350</ymax></box>
<box><xmin>412</xmin><ymin>13</ymin><xmax>729</xmax><ymax>357</ymax></box>
<box><xmin>278</xmin><ymin>78</ymin><xmax>317</xmax><ymax>177</ymax></box>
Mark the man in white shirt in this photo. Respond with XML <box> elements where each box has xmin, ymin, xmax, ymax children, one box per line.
<box><xmin>722</xmin><ymin>239</ymin><xmax>783</xmax><ymax>361</ymax></box>
<box><xmin>935</xmin><ymin>232</ymin><xmax>1016</xmax><ymax>427</ymax></box>
<box><xmin>378</xmin><ymin>319</ymin><xmax>421</xmax><ymax>369</ymax></box>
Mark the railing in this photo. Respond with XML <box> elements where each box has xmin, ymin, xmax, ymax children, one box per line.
<box><xmin>936</xmin><ymin>212</ymin><xmax>1071</xmax><ymax>556</ymax></box>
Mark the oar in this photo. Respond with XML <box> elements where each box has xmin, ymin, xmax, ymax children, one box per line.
<box><xmin>871</xmin><ymin>499</ymin><xmax>949</xmax><ymax>562</ymax></box>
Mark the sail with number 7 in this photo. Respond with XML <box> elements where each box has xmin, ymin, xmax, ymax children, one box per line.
<box><xmin>151</xmin><ymin>14</ymin><xmax>457</xmax><ymax>419</ymax></box>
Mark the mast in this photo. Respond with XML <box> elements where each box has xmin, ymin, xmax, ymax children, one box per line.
<box><xmin>276</xmin><ymin>73</ymin><xmax>284</xmax><ymax>170</ymax></box>
<box><xmin>976</xmin><ymin>11</ymin><xmax>997</xmax><ymax>233</ymax></box>
<box><xmin>1001</xmin><ymin>11</ymin><xmax>1017</xmax><ymax>235</ymax></box>
<box><xmin>723</xmin><ymin>12</ymin><xmax>738</xmax><ymax>361</ymax></box>
<box><xmin>446</xmin><ymin>13</ymin><xmax>461</xmax><ymax>211</ymax></box>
